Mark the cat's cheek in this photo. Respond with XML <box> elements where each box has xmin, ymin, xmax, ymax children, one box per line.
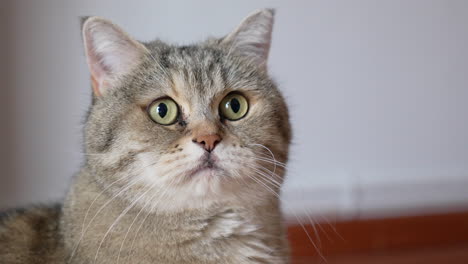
<box><xmin>213</xmin><ymin>144</ymin><xmax>250</xmax><ymax>171</ymax></box>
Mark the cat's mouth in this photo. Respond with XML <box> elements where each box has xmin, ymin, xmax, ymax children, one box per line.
<box><xmin>187</xmin><ymin>153</ymin><xmax>220</xmax><ymax>177</ymax></box>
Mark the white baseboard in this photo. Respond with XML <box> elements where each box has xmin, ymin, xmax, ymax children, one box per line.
<box><xmin>281</xmin><ymin>177</ymin><xmax>468</xmax><ymax>222</ymax></box>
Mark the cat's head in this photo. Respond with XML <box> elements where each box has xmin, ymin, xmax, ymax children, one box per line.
<box><xmin>81</xmin><ymin>9</ymin><xmax>291</xmax><ymax>211</ymax></box>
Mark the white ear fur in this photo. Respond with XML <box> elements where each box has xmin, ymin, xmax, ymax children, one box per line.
<box><xmin>222</xmin><ymin>9</ymin><xmax>275</xmax><ymax>68</ymax></box>
<box><xmin>82</xmin><ymin>17</ymin><xmax>148</xmax><ymax>96</ymax></box>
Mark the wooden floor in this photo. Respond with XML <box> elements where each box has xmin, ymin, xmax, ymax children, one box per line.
<box><xmin>292</xmin><ymin>244</ymin><xmax>468</xmax><ymax>264</ymax></box>
<box><xmin>288</xmin><ymin>211</ymin><xmax>468</xmax><ymax>264</ymax></box>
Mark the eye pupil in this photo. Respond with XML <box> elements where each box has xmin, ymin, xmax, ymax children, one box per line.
<box><xmin>230</xmin><ymin>98</ymin><xmax>240</xmax><ymax>113</ymax></box>
<box><xmin>219</xmin><ymin>93</ymin><xmax>248</xmax><ymax>121</ymax></box>
<box><xmin>157</xmin><ymin>103</ymin><xmax>168</xmax><ymax>118</ymax></box>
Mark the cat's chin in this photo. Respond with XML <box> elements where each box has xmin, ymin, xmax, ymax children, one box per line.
<box><xmin>140</xmin><ymin>169</ymin><xmax>246</xmax><ymax>212</ymax></box>
<box><xmin>188</xmin><ymin>167</ymin><xmax>219</xmax><ymax>178</ymax></box>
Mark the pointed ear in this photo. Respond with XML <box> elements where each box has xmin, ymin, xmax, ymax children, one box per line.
<box><xmin>222</xmin><ymin>9</ymin><xmax>275</xmax><ymax>68</ymax></box>
<box><xmin>81</xmin><ymin>17</ymin><xmax>149</xmax><ymax>96</ymax></box>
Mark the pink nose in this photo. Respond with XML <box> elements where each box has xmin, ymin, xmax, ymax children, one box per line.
<box><xmin>192</xmin><ymin>134</ymin><xmax>222</xmax><ymax>152</ymax></box>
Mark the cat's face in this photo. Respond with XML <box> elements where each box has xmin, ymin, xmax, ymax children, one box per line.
<box><xmin>82</xmin><ymin>10</ymin><xmax>290</xmax><ymax>211</ymax></box>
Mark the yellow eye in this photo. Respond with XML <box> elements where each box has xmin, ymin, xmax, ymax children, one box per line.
<box><xmin>219</xmin><ymin>93</ymin><xmax>249</xmax><ymax>121</ymax></box>
<box><xmin>147</xmin><ymin>98</ymin><xmax>179</xmax><ymax>125</ymax></box>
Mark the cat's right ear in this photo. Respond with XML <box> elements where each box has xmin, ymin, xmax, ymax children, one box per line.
<box><xmin>81</xmin><ymin>17</ymin><xmax>149</xmax><ymax>96</ymax></box>
<box><xmin>221</xmin><ymin>9</ymin><xmax>275</xmax><ymax>70</ymax></box>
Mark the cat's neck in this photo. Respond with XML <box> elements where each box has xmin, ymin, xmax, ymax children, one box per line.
<box><xmin>61</xmin><ymin>168</ymin><xmax>288</xmax><ymax>264</ymax></box>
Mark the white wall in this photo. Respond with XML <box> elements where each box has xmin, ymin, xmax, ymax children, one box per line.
<box><xmin>0</xmin><ymin>1</ymin><xmax>15</xmax><ymax>208</ymax></box>
<box><xmin>2</xmin><ymin>0</ymin><xmax>468</xmax><ymax>220</ymax></box>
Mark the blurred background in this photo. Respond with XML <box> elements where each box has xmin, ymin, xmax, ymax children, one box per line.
<box><xmin>1</xmin><ymin>0</ymin><xmax>468</xmax><ymax>263</ymax></box>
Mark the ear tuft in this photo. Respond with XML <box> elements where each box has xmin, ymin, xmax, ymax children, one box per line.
<box><xmin>82</xmin><ymin>17</ymin><xmax>148</xmax><ymax>96</ymax></box>
<box><xmin>222</xmin><ymin>9</ymin><xmax>275</xmax><ymax>68</ymax></box>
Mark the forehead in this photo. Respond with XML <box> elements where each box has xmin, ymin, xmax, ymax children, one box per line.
<box><xmin>135</xmin><ymin>45</ymin><xmax>262</xmax><ymax>110</ymax></box>
<box><xmin>165</xmin><ymin>47</ymin><xmax>227</xmax><ymax>105</ymax></box>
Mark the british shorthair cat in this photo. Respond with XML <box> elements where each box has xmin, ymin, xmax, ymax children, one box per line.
<box><xmin>0</xmin><ymin>9</ymin><xmax>291</xmax><ymax>263</ymax></box>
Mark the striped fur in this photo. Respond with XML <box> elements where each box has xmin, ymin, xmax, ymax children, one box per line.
<box><xmin>0</xmin><ymin>9</ymin><xmax>291</xmax><ymax>263</ymax></box>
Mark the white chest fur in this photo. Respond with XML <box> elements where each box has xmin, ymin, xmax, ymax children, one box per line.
<box><xmin>174</xmin><ymin>209</ymin><xmax>287</xmax><ymax>264</ymax></box>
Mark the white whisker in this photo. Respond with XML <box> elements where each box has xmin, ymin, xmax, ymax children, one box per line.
<box><xmin>68</xmin><ymin>160</ymin><xmax>158</xmax><ymax>263</ymax></box>
<box><xmin>93</xmin><ymin>183</ymin><xmax>156</xmax><ymax>263</ymax></box>
<box><xmin>126</xmin><ymin>174</ymin><xmax>177</xmax><ymax>262</ymax></box>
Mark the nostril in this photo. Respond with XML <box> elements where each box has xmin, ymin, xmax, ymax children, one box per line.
<box><xmin>192</xmin><ymin>134</ymin><xmax>222</xmax><ymax>152</ymax></box>
<box><xmin>193</xmin><ymin>139</ymin><xmax>207</xmax><ymax>146</ymax></box>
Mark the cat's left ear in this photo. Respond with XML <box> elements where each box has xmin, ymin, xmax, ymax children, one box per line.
<box><xmin>221</xmin><ymin>9</ymin><xmax>275</xmax><ymax>69</ymax></box>
<box><xmin>81</xmin><ymin>17</ymin><xmax>149</xmax><ymax>96</ymax></box>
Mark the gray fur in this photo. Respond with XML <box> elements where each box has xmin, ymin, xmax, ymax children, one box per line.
<box><xmin>0</xmin><ymin>9</ymin><xmax>291</xmax><ymax>264</ymax></box>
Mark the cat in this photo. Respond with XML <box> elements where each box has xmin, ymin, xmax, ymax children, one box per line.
<box><xmin>0</xmin><ymin>8</ymin><xmax>291</xmax><ymax>264</ymax></box>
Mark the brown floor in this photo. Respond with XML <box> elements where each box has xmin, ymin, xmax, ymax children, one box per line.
<box><xmin>292</xmin><ymin>244</ymin><xmax>468</xmax><ymax>264</ymax></box>
<box><xmin>288</xmin><ymin>211</ymin><xmax>468</xmax><ymax>264</ymax></box>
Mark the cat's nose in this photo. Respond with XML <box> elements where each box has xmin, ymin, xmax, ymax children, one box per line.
<box><xmin>192</xmin><ymin>134</ymin><xmax>222</xmax><ymax>152</ymax></box>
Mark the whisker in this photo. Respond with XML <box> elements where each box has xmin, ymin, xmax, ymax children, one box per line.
<box><xmin>249</xmin><ymin>171</ymin><xmax>327</xmax><ymax>262</ymax></box>
<box><xmin>304</xmin><ymin>208</ymin><xmax>323</xmax><ymax>248</ymax></box>
<box><xmin>68</xmin><ymin>175</ymin><xmax>144</xmax><ymax>263</ymax></box>
<box><xmin>248</xmin><ymin>143</ymin><xmax>278</xmax><ymax>174</ymax></box>
<box><xmin>116</xmin><ymin>191</ymin><xmax>159</xmax><ymax>263</ymax></box>
<box><xmin>250</xmin><ymin>157</ymin><xmax>288</xmax><ymax>169</ymax></box>
<box><xmin>317</xmin><ymin>214</ymin><xmax>345</xmax><ymax>242</ymax></box>
<box><xmin>247</xmin><ymin>155</ymin><xmax>330</xmax><ymax>250</ymax></box>
<box><xmin>127</xmin><ymin>175</ymin><xmax>177</xmax><ymax>261</ymax></box>
<box><xmin>94</xmin><ymin>183</ymin><xmax>156</xmax><ymax>263</ymax></box>
<box><xmin>246</xmin><ymin>165</ymin><xmax>283</xmax><ymax>188</ymax></box>
<box><xmin>241</xmin><ymin>154</ymin><xmax>328</xmax><ymax>262</ymax></box>
<box><xmin>68</xmin><ymin>160</ymin><xmax>159</xmax><ymax>263</ymax></box>
<box><xmin>257</xmin><ymin>156</ymin><xmax>342</xmax><ymax>245</ymax></box>
<box><xmin>80</xmin><ymin>176</ymin><xmax>128</xmax><ymax>236</ymax></box>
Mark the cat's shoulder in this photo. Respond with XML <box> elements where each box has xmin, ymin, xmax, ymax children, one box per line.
<box><xmin>0</xmin><ymin>204</ymin><xmax>64</xmax><ymax>263</ymax></box>
<box><xmin>0</xmin><ymin>203</ymin><xmax>62</xmax><ymax>228</ymax></box>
